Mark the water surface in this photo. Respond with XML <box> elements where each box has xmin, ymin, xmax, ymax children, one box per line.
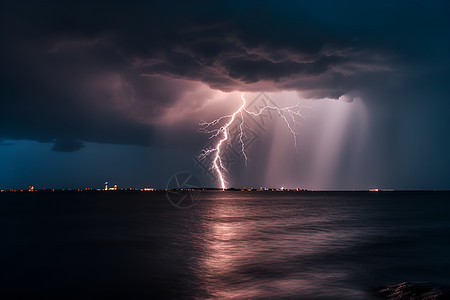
<box><xmin>1</xmin><ymin>191</ymin><xmax>449</xmax><ymax>299</ymax></box>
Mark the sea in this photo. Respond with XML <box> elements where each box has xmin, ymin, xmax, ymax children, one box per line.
<box><xmin>1</xmin><ymin>191</ymin><xmax>449</xmax><ymax>299</ymax></box>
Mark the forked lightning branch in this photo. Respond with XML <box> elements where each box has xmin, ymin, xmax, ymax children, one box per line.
<box><xmin>198</xmin><ymin>93</ymin><xmax>308</xmax><ymax>189</ymax></box>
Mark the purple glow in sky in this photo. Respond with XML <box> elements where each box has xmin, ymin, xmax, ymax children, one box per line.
<box><xmin>1</xmin><ymin>0</ymin><xmax>449</xmax><ymax>190</ymax></box>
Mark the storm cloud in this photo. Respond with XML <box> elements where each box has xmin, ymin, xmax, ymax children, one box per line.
<box><xmin>1</xmin><ymin>0</ymin><xmax>449</xmax><ymax>152</ymax></box>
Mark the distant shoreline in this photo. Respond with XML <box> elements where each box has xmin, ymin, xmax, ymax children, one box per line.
<box><xmin>1</xmin><ymin>189</ymin><xmax>449</xmax><ymax>193</ymax></box>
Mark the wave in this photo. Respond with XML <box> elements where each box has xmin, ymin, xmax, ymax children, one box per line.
<box><xmin>378</xmin><ymin>282</ymin><xmax>450</xmax><ymax>300</ymax></box>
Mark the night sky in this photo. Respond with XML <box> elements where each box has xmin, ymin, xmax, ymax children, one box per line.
<box><xmin>1</xmin><ymin>0</ymin><xmax>449</xmax><ymax>190</ymax></box>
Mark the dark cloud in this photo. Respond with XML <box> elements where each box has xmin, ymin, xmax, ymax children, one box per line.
<box><xmin>0</xmin><ymin>141</ymin><xmax>14</xmax><ymax>146</ymax></box>
<box><xmin>1</xmin><ymin>0</ymin><xmax>449</xmax><ymax>151</ymax></box>
<box><xmin>51</xmin><ymin>138</ymin><xmax>84</xmax><ymax>152</ymax></box>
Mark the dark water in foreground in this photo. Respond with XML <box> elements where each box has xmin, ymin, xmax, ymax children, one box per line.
<box><xmin>1</xmin><ymin>191</ymin><xmax>449</xmax><ymax>299</ymax></box>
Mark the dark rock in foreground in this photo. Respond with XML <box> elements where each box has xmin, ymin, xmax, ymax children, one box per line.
<box><xmin>378</xmin><ymin>282</ymin><xmax>450</xmax><ymax>300</ymax></box>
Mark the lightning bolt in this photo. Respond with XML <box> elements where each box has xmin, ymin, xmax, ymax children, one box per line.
<box><xmin>199</xmin><ymin>93</ymin><xmax>307</xmax><ymax>190</ymax></box>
